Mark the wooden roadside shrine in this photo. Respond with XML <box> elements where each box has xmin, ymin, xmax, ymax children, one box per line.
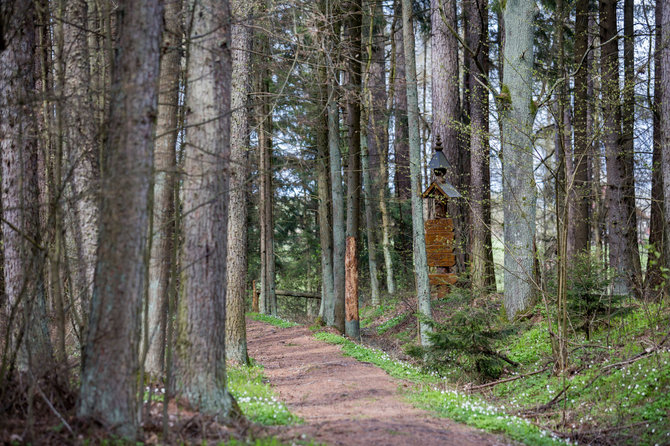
<box><xmin>422</xmin><ymin>136</ymin><xmax>461</xmax><ymax>295</ymax></box>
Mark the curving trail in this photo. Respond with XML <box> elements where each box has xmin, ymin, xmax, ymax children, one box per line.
<box><xmin>246</xmin><ymin>319</ymin><xmax>514</xmax><ymax>446</ymax></box>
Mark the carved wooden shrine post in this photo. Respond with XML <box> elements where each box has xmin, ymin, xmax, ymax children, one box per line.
<box><xmin>422</xmin><ymin>136</ymin><xmax>461</xmax><ymax>296</ymax></box>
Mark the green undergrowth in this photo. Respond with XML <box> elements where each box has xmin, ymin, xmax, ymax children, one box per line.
<box><xmin>376</xmin><ymin>313</ymin><xmax>408</xmax><ymax>335</ymax></box>
<box><xmin>493</xmin><ymin>304</ymin><xmax>670</xmax><ymax>446</ymax></box>
<box><xmin>313</xmin><ymin>331</ymin><xmax>565</xmax><ymax>445</ymax></box>
<box><xmin>227</xmin><ymin>361</ymin><xmax>300</xmax><ymax>426</ymax></box>
<box><xmin>357</xmin><ymin>296</ymin><xmax>670</xmax><ymax>445</ymax></box>
<box><xmin>248</xmin><ymin>312</ymin><xmax>299</xmax><ymax>328</ymax></box>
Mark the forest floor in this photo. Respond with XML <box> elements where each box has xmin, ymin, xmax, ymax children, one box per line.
<box><xmin>246</xmin><ymin>318</ymin><xmax>514</xmax><ymax>446</ymax></box>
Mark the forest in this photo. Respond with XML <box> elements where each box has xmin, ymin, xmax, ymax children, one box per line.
<box><xmin>1</xmin><ymin>0</ymin><xmax>669</xmax><ymax>444</ymax></box>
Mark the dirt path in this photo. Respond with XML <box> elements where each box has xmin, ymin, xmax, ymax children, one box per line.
<box><xmin>246</xmin><ymin>319</ymin><xmax>513</xmax><ymax>446</ymax></box>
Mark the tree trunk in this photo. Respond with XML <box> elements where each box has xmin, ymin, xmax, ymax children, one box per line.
<box><xmin>0</xmin><ymin>0</ymin><xmax>53</xmax><ymax>376</ymax></box>
<box><xmin>144</xmin><ymin>0</ymin><xmax>181</xmax><ymax>377</ymax></box>
<box><xmin>622</xmin><ymin>0</ymin><xmax>642</xmax><ymax>295</ymax></box>
<box><xmin>661</xmin><ymin>0</ymin><xmax>670</xmax><ymax>292</ymax></box>
<box><xmin>345</xmin><ymin>0</ymin><xmax>362</xmax><ymax>339</ymax></box>
<box><xmin>61</xmin><ymin>0</ymin><xmax>100</xmax><ymax>324</ymax></box>
<box><xmin>465</xmin><ymin>0</ymin><xmax>492</xmax><ymax>292</ymax></box>
<box><xmin>329</xmin><ymin>91</ymin><xmax>346</xmax><ymax>331</ymax></box>
<box><xmin>393</xmin><ymin>8</ymin><xmax>410</xmax><ymax>201</ymax></box>
<box><xmin>646</xmin><ymin>0</ymin><xmax>666</xmax><ymax>299</ymax></box>
<box><xmin>258</xmin><ymin>6</ymin><xmax>277</xmax><ymax>315</ymax></box>
<box><xmin>431</xmin><ymin>0</ymin><xmax>465</xmax><ymax>270</ymax></box>
<box><xmin>401</xmin><ymin>0</ymin><xmax>432</xmax><ymax>346</ymax></box>
<box><xmin>572</xmin><ymin>0</ymin><xmax>590</xmax><ymax>255</ymax></box>
<box><xmin>317</xmin><ymin>58</ymin><xmax>335</xmax><ymax>319</ymax></box>
<box><xmin>226</xmin><ymin>0</ymin><xmax>252</xmax><ymax>363</ymax></box>
<box><xmin>174</xmin><ymin>0</ymin><xmax>235</xmax><ymax>417</ymax></box>
<box><xmin>600</xmin><ymin>0</ymin><xmax>638</xmax><ymax>297</ymax></box>
<box><xmin>501</xmin><ymin>0</ymin><xmax>537</xmax><ymax>319</ymax></box>
<box><xmin>362</xmin><ymin>132</ymin><xmax>381</xmax><ymax>306</ymax></box>
<box><xmin>367</xmin><ymin>0</ymin><xmax>396</xmax><ymax>296</ymax></box>
<box><xmin>78</xmin><ymin>0</ymin><xmax>162</xmax><ymax>438</ymax></box>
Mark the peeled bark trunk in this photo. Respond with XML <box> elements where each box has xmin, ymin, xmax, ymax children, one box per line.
<box><xmin>401</xmin><ymin>0</ymin><xmax>432</xmax><ymax>346</ymax></box>
<box><xmin>144</xmin><ymin>0</ymin><xmax>181</xmax><ymax>377</ymax></box>
<box><xmin>0</xmin><ymin>0</ymin><xmax>53</xmax><ymax>376</ymax></box>
<box><xmin>225</xmin><ymin>0</ymin><xmax>252</xmax><ymax>363</ymax></box>
<box><xmin>174</xmin><ymin>0</ymin><xmax>235</xmax><ymax>417</ymax></box>
<box><xmin>78</xmin><ymin>0</ymin><xmax>162</xmax><ymax>438</ymax></box>
<box><xmin>501</xmin><ymin>0</ymin><xmax>537</xmax><ymax>319</ymax></box>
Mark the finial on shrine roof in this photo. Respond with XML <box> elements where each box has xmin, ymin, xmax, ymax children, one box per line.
<box><xmin>434</xmin><ymin>134</ymin><xmax>443</xmax><ymax>152</ymax></box>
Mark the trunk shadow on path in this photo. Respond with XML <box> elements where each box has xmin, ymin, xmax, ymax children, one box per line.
<box><xmin>246</xmin><ymin>319</ymin><xmax>514</xmax><ymax>446</ymax></box>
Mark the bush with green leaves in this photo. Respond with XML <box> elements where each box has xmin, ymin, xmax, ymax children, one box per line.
<box><xmin>408</xmin><ymin>287</ymin><xmax>515</xmax><ymax>381</ymax></box>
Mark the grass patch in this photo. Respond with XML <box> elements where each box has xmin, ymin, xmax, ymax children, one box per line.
<box><xmin>314</xmin><ymin>332</ymin><xmax>436</xmax><ymax>383</ymax></box>
<box><xmin>409</xmin><ymin>388</ymin><xmax>565</xmax><ymax>445</ymax></box>
<box><xmin>227</xmin><ymin>362</ymin><xmax>300</xmax><ymax>425</ymax></box>
<box><xmin>248</xmin><ymin>312</ymin><xmax>299</xmax><ymax>328</ymax></box>
<box><xmin>376</xmin><ymin>313</ymin><xmax>408</xmax><ymax>335</ymax></box>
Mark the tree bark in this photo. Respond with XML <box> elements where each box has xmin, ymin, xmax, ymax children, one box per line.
<box><xmin>362</xmin><ymin>132</ymin><xmax>381</xmax><ymax>306</ymax></box>
<box><xmin>431</xmin><ymin>0</ymin><xmax>465</xmax><ymax>270</ymax></box>
<box><xmin>0</xmin><ymin>0</ymin><xmax>53</xmax><ymax>376</ymax></box>
<box><xmin>572</xmin><ymin>0</ymin><xmax>590</xmax><ymax>254</ymax></box>
<box><xmin>660</xmin><ymin>0</ymin><xmax>670</xmax><ymax>292</ymax></box>
<box><xmin>317</xmin><ymin>59</ymin><xmax>335</xmax><ymax>318</ymax></box>
<box><xmin>144</xmin><ymin>0</ymin><xmax>181</xmax><ymax>377</ymax></box>
<box><xmin>257</xmin><ymin>3</ymin><xmax>277</xmax><ymax>315</ymax></box>
<box><xmin>501</xmin><ymin>0</ymin><xmax>537</xmax><ymax>319</ymax></box>
<box><xmin>226</xmin><ymin>0</ymin><xmax>252</xmax><ymax>363</ymax></box>
<box><xmin>393</xmin><ymin>3</ymin><xmax>410</xmax><ymax>201</ymax></box>
<box><xmin>344</xmin><ymin>0</ymin><xmax>362</xmax><ymax>339</ymax></box>
<box><xmin>646</xmin><ymin>0</ymin><xmax>666</xmax><ymax>299</ymax></box>
<box><xmin>366</xmin><ymin>0</ymin><xmax>396</xmax><ymax>296</ymax></box>
<box><xmin>174</xmin><ymin>0</ymin><xmax>235</xmax><ymax>417</ymax></box>
<box><xmin>401</xmin><ymin>0</ymin><xmax>432</xmax><ymax>346</ymax></box>
<box><xmin>61</xmin><ymin>0</ymin><xmax>100</xmax><ymax>323</ymax></box>
<box><xmin>78</xmin><ymin>0</ymin><xmax>162</xmax><ymax>438</ymax></box>
<box><xmin>465</xmin><ymin>0</ymin><xmax>492</xmax><ymax>292</ymax></box>
<box><xmin>600</xmin><ymin>0</ymin><xmax>638</xmax><ymax>297</ymax></box>
<box><xmin>622</xmin><ymin>0</ymin><xmax>642</xmax><ymax>294</ymax></box>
